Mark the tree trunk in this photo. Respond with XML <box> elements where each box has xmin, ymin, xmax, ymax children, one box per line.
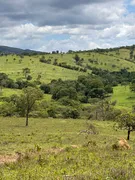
<box><xmin>25</xmin><ymin>111</ymin><xmax>29</xmax><ymax>126</ymax></box>
<box><xmin>95</xmin><ymin>110</ymin><xmax>98</xmax><ymax>120</ymax></box>
<box><xmin>127</xmin><ymin>129</ymin><xmax>131</xmax><ymax>140</ymax></box>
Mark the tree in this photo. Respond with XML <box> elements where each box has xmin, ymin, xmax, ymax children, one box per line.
<box><xmin>0</xmin><ymin>73</ymin><xmax>16</xmax><ymax>90</ymax></box>
<box><xmin>22</xmin><ymin>68</ymin><xmax>30</xmax><ymax>79</ymax></box>
<box><xmin>89</xmin><ymin>88</ymin><xmax>105</xmax><ymax>98</ymax></box>
<box><xmin>74</xmin><ymin>54</ymin><xmax>80</xmax><ymax>63</ymax></box>
<box><xmin>95</xmin><ymin>100</ymin><xmax>120</xmax><ymax>120</ymax></box>
<box><xmin>116</xmin><ymin>113</ymin><xmax>135</xmax><ymax>140</ymax></box>
<box><xmin>17</xmin><ymin>87</ymin><xmax>43</xmax><ymax>126</ymax></box>
<box><xmin>130</xmin><ymin>79</ymin><xmax>135</xmax><ymax>92</ymax></box>
<box><xmin>26</xmin><ymin>75</ymin><xmax>32</xmax><ymax>81</ymax></box>
<box><xmin>40</xmin><ymin>84</ymin><xmax>51</xmax><ymax>94</ymax></box>
<box><xmin>130</xmin><ymin>49</ymin><xmax>134</xmax><ymax>59</ymax></box>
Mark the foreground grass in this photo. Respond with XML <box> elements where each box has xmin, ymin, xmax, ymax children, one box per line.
<box><xmin>0</xmin><ymin>117</ymin><xmax>135</xmax><ymax>179</ymax></box>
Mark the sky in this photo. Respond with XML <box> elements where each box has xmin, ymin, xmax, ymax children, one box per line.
<box><xmin>0</xmin><ymin>0</ymin><xmax>135</xmax><ymax>52</ymax></box>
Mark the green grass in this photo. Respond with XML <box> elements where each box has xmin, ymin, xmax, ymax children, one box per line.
<box><xmin>0</xmin><ymin>54</ymin><xmax>88</xmax><ymax>83</ymax></box>
<box><xmin>76</xmin><ymin>50</ymin><xmax>135</xmax><ymax>71</ymax></box>
<box><xmin>0</xmin><ymin>118</ymin><xmax>135</xmax><ymax>179</ymax></box>
<box><xmin>1</xmin><ymin>48</ymin><xmax>135</xmax><ymax>84</ymax></box>
<box><xmin>112</xmin><ymin>85</ymin><xmax>135</xmax><ymax>110</ymax></box>
<box><xmin>1</xmin><ymin>47</ymin><xmax>135</xmax><ymax>178</ymax></box>
<box><xmin>1</xmin><ymin>88</ymin><xmax>21</xmax><ymax>97</ymax></box>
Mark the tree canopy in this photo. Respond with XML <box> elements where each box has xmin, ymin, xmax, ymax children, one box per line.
<box><xmin>116</xmin><ymin>113</ymin><xmax>135</xmax><ymax>140</ymax></box>
<box><xmin>16</xmin><ymin>87</ymin><xmax>43</xmax><ymax>126</ymax></box>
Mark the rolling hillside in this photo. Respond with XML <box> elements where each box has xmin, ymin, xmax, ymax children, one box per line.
<box><xmin>0</xmin><ymin>45</ymin><xmax>135</xmax><ymax>83</ymax></box>
<box><xmin>0</xmin><ymin>45</ymin><xmax>135</xmax><ymax>111</ymax></box>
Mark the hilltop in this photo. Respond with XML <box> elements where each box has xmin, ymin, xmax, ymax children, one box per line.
<box><xmin>0</xmin><ymin>45</ymin><xmax>43</xmax><ymax>55</ymax></box>
<box><xmin>0</xmin><ymin>44</ymin><xmax>135</xmax><ymax>83</ymax></box>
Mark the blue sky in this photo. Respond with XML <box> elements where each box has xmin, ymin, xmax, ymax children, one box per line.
<box><xmin>0</xmin><ymin>0</ymin><xmax>135</xmax><ymax>52</ymax></box>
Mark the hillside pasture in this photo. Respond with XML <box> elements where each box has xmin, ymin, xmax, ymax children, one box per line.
<box><xmin>112</xmin><ymin>85</ymin><xmax>135</xmax><ymax>110</ymax></box>
<box><xmin>0</xmin><ymin>55</ymin><xmax>87</xmax><ymax>83</ymax></box>
<box><xmin>1</xmin><ymin>49</ymin><xmax>135</xmax><ymax>84</ymax></box>
<box><xmin>74</xmin><ymin>50</ymin><xmax>135</xmax><ymax>71</ymax></box>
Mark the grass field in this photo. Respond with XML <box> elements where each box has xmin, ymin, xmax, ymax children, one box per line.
<box><xmin>0</xmin><ymin>48</ymin><xmax>135</xmax><ymax>179</ymax></box>
<box><xmin>1</xmin><ymin>48</ymin><xmax>135</xmax><ymax>84</ymax></box>
<box><xmin>112</xmin><ymin>85</ymin><xmax>135</xmax><ymax>110</ymax></box>
<box><xmin>0</xmin><ymin>54</ymin><xmax>88</xmax><ymax>83</ymax></box>
<box><xmin>0</xmin><ymin>118</ymin><xmax>135</xmax><ymax>179</ymax></box>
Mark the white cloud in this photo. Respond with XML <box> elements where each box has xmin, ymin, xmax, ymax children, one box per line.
<box><xmin>131</xmin><ymin>0</ymin><xmax>135</xmax><ymax>5</ymax></box>
<box><xmin>0</xmin><ymin>0</ymin><xmax>135</xmax><ymax>51</ymax></box>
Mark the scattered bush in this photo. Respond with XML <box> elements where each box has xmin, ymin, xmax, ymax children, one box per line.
<box><xmin>62</xmin><ymin>108</ymin><xmax>80</xmax><ymax>119</ymax></box>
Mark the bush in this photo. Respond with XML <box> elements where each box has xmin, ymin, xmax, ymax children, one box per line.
<box><xmin>78</xmin><ymin>95</ymin><xmax>88</xmax><ymax>103</ymax></box>
<box><xmin>29</xmin><ymin>110</ymin><xmax>48</xmax><ymax>118</ymax></box>
<box><xmin>0</xmin><ymin>102</ymin><xmax>16</xmax><ymax>116</ymax></box>
<box><xmin>105</xmin><ymin>109</ymin><xmax>121</xmax><ymax>120</ymax></box>
<box><xmin>104</xmin><ymin>85</ymin><xmax>113</xmax><ymax>94</ymax></box>
<box><xmin>26</xmin><ymin>75</ymin><xmax>32</xmax><ymax>81</ymax></box>
<box><xmin>88</xmin><ymin>98</ymin><xmax>99</xmax><ymax>104</ymax></box>
<box><xmin>40</xmin><ymin>84</ymin><xmax>51</xmax><ymax>94</ymax></box>
<box><xmin>47</xmin><ymin>107</ymin><xmax>57</xmax><ymax>118</ymax></box>
<box><xmin>62</xmin><ymin>108</ymin><xmax>80</xmax><ymax>119</ymax></box>
<box><xmin>58</xmin><ymin>97</ymin><xmax>80</xmax><ymax>107</ymax></box>
<box><xmin>52</xmin><ymin>87</ymin><xmax>77</xmax><ymax>100</ymax></box>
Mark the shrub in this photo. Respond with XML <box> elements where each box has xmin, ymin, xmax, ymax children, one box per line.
<box><xmin>26</xmin><ymin>75</ymin><xmax>32</xmax><ymax>81</ymax></box>
<box><xmin>47</xmin><ymin>107</ymin><xmax>57</xmax><ymax>118</ymax></box>
<box><xmin>58</xmin><ymin>97</ymin><xmax>80</xmax><ymax>107</ymax></box>
<box><xmin>29</xmin><ymin>110</ymin><xmax>48</xmax><ymax>118</ymax></box>
<box><xmin>40</xmin><ymin>84</ymin><xmax>51</xmax><ymax>94</ymax></box>
<box><xmin>78</xmin><ymin>95</ymin><xmax>88</xmax><ymax>103</ymax></box>
<box><xmin>0</xmin><ymin>102</ymin><xmax>16</xmax><ymax>116</ymax></box>
<box><xmin>62</xmin><ymin>108</ymin><xmax>80</xmax><ymax>119</ymax></box>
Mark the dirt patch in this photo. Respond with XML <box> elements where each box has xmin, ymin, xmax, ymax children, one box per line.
<box><xmin>0</xmin><ymin>155</ymin><xmax>17</xmax><ymax>165</ymax></box>
<box><xmin>71</xmin><ymin>144</ymin><xmax>80</xmax><ymax>148</ymax></box>
<box><xmin>47</xmin><ymin>147</ymin><xmax>65</xmax><ymax>154</ymax></box>
<box><xmin>47</xmin><ymin>145</ymin><xmax>80</xmax><ymax>154</ymax></box>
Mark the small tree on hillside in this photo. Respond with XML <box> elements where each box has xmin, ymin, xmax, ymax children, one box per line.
<box><xmin>74</xmin><ymin>54</ymin><xmax>80</xmax><ymax>63</ymax></box>
<box><xmin>22</xmin><ymin>68</ymin><xmax>30</xmax><ymax>79</ymax></box>
<box><xmin>115</xmin><ymin>113</ymin><xmax>135</xmax><ymax>140</ymax></box>
<box><xmin>130</xmin><ymin>79</ymin><xmax>135</xmax><ymax>92</ymax></box>
<box><xmin>94</xmin><ymin>100</ymin><xmax>120</xmax><ymax>121</ymax></box>
<box><xmin>17</xmin><ymin>87</ymin><xmax>43</xmax><ymax>126</ymax></box>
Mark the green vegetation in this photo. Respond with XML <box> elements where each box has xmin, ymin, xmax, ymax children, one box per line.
<box><xmin>0</xmin><ymin>54</ymin><xmax>88</xmax><ymax>83</ymax></box>
<box><xmin>112</xmin><ymin>85</ymin><xmax>135</xmax><ymax>110</ymax></box>
<box><xmin>1</xmin><ymin>45</ymin><xmax>135</xmax><ymax>179</ymax></box>
<box><xmin>116</xmin><ymin>112</ymin><xmax>135</xmax><ymax>140</ymax></box>
<box><xmin>1</xmin><ymin>45</ymin><xmax>135</xmax><ymax>84</ymax></box>
<box><xmin>0</xmin><ymin>118</ymin><xmax>135</xmax><ymax>179</ymax></box>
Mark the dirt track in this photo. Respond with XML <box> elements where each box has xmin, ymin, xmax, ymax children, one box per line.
<box><xmin>0</xmin><ymin>155</ymin><xmax>17</xmax><ymax>165</ymax></box>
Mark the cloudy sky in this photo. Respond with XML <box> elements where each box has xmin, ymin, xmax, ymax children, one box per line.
<box><xmin>0</xmin><ymin>0</ymin><xmax>135</xmax><ymax>52</ymax></box>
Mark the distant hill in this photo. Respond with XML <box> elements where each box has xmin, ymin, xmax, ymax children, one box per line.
<box><xmin>0</xmin><ymin>45</ymin><xmax>43</xmax><ymax>55</ymax></box>
<box><xmin>0</xmin><ymin>44</ymin><xmax>135</xmax><ymax>83</ymax></box>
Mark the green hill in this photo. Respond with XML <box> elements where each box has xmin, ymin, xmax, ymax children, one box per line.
<box><xmin>0</xmin><ymin>54</ymin><xmax>88</xmax><ymax>83</ymax></box>
<box><xmin>0</xmin><ymin>45</ymin><xmax>135</xmax><ymax>111</ymax></box>
<box><xmin>1</xmin><ymin>45</ymin><xmax>135</xmax><ymax>83</ymax></box>
<box><xmin>0</xmin><ymin>45</ymin><xmax>42</xmax><ymax>55</ymax></box>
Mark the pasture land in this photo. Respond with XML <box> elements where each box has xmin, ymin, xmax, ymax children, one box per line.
<box><xmin>112</xmin><ymin>85</ymin><xmax>135</xmax><ymax>110</ymax></box>
<box><xmin>0</xmin><ymin>118</ymin><xmax>135</xmax><ymax>179</ymax></box>
<box><xmin>1</xmin><ymin>48</ymin><xmax>135</xmax><ymax>84</ymax></box>
<box><xmin>0</xmin><ymin>54</ymin><xmax>87</xmax><ymax>83</ymax></box>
